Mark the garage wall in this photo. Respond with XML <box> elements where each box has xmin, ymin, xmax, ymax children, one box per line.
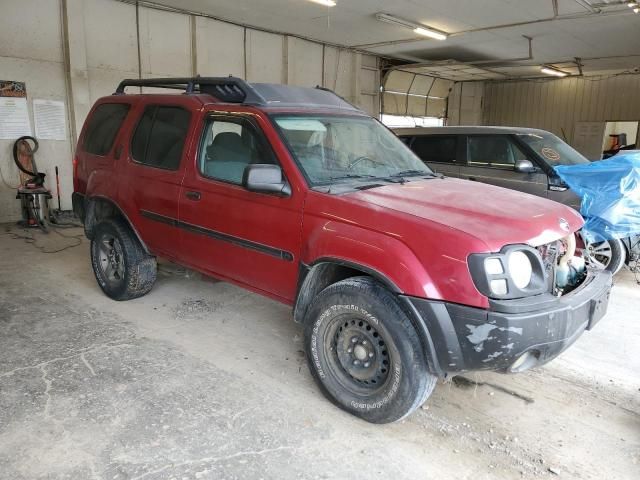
<box><xmin>0</xmin><ymin>0</ymin><xmax>381</xmax><ymax>223</ymax></box>
<box><xmin>447</xmin><ymin>81</ymin><xmax>484</xmax><ymax>126</ymax></box>
<box><xmin>0</xmin><ymin>0</ymin><xmax>71</xmax><ymax>222</ymax></box>
<box><xmin>482</xmin><ymin>75</ymin><xmax>640</xmax><ymax>144</ymax></box>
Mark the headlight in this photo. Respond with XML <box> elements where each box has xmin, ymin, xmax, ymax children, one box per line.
<box><xmin>508</xmin><ymin>251</ymin><xmax>532</xmax><ymax>289</ymax></box>
<box><xmin>469</xmin><ymin>245</ymin><xmax>547</xmax><ymax>300</ymax></box>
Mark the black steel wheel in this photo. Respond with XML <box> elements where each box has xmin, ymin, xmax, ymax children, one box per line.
<box><xmin>304</xmin><ymin>276</ymin><xmax>437</xmax><ymax>424</ymax></box>
<box><xmin>330</xmin><ymin>316</ymin><xmax>391</xmax><ymax>392</ymax></box>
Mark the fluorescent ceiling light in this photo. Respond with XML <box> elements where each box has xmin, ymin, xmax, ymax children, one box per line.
<box><xmin>634</xmin><ymin>8</ymin><xmax>640</xmax><ymax>13</ymax></box>
<box><xmin>375</xmin><ymin>13</ymin><xmax>448</xmax><ymax>41</ymax></box>
<box><xmin>413</xmin><ymin>27</ymin><xmax>448</xmax><ymax>41</ymax></box>
<box><xmin>540</xmin><ymin>65</ymin><xmax>569</xmax><ymax>77</ymax></box>
<box><xmin>627</xmin><ymin>2</ymin><xmax>637</xmax><ymax>7</ymax></box>
<box><xmin>308</xmin><ymin>0</ymin><xmax>336</xmax><ymax>6</ymax></box>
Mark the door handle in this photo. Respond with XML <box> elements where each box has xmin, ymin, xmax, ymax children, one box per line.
<box><xmin>185</xmin><ymin>191</ymin><xmax>201</xmax><ymax>201</ymax></box>
<box><xmin>468</xmin><ymin>177</ymin><xmax>477</xmax><ymax>181</ymax></box>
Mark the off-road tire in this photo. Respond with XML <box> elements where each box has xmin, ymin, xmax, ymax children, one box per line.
<box><xmin>304</xmin><ymin>276</ymin><xmax>436</xmax><ymax>424</ymax></box>
<box><xmin>90</xmin><ymin>219</ymin><xmax>157</xmax><ymax>301</ymax></box>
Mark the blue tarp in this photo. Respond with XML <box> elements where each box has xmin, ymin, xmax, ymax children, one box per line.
<box><xmin>555</xmin><ymin>151</ymin><xmax>640</xmax><ymax>241</ymax></box>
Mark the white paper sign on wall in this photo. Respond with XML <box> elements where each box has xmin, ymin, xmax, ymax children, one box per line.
<box><xmin>33</xmin><ymin>99</ymin><xmax>67</xmax><ymax>141</ymax></box>
<box><xmin>0</xmin><ymin>97</ymin><xmax>32</xmax><ymax>139</ymax></box>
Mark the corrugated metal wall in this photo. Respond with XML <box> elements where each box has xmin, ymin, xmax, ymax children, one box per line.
<box><xmin>483</xmin><ymin>75</ymin><xmax>640</xmax><ymax>143</ymax></box>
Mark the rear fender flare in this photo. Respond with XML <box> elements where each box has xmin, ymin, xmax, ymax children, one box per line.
<box><xmin>84</xmin><ymin>196</ymin><xmax>150</xmax><ymax>255</ymax></box>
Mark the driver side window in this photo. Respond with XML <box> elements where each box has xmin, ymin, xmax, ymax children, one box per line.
<box><xmin>198</xmin><ymin>117</ymin><xmax>275</xmax><ymax>184</ymax></box>
<box><xmin>467</xmin><ymin>136</ymin><xmax>528</xmax><ymax>168</ymax></box>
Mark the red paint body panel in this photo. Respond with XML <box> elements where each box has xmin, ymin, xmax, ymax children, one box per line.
<box><xmin>74</xmin><ymin>94</ymin><xmax>585</xmax><ymax>311</ymax></box>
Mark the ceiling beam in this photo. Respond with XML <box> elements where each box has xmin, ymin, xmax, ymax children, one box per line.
<box><xmin>352</xmin><ymin>7</ymin><xmax>633</xmax><ymax>50</ymax></box>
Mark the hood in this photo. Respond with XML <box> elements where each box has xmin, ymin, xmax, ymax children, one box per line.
<box><xmin>348</xmin><ymin>177</ymin><xmax>583</xmax><ymax>251</ymax></box>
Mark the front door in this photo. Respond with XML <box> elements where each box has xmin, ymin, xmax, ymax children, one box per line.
<box><xmin>458</xmin><ymin>135</ymin><xmax>547</xmax><ymax>197</ymax></box>
<box><xmin>178</xmin><ymin>112</ymin><xmax>304</xmax><ymax>302</ymax></box>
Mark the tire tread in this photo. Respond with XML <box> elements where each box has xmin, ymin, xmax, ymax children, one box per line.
<box><xmin>91</xmin><ymin>218</ymin><xmax>157</xmax><ymax>301</ymax></box>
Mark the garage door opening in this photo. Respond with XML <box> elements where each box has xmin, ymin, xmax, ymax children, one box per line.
<box><xmin>380</xmin><ymin>114</ymin><xmax>444</xmax><ymax>128</ymax></box>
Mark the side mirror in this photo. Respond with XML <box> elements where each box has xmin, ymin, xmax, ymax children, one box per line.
<box><xmin>243</xmin><ymin>164</ymin><xmax>291</xmax><ymax>196</ymax></box>
<box><xmin>515</xmin><ymin>159</ymin><xmax>537</xmax><ymax>173</ymax></box>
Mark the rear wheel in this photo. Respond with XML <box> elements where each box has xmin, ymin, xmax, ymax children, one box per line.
<box><xmin>90</xmin><ymin>219</ymin><xmax>157</xmax><ymax>300</ymax></box>
<box><xmin>581</xmin><ymin>236</ymin><xmax>626</xmax><ymax>274</ymax></box>
<box><xmin>304</xmin><ymin>276</ymin><xmax>436</xmax><ymax>424</ymax></box>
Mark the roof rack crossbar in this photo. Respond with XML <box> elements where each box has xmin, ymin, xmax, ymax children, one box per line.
<box><xmin>114</xmin><ymin>77</ymin><xmax>267</xmax><ymax>105</ymax></box>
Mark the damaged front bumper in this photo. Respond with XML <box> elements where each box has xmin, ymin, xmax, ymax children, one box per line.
<box><xmin>401</xmin><ymin>270</ymin><xmax>612</xmax><ymax>376</ymax></box>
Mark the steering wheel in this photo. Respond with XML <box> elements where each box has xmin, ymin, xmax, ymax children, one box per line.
<box><xmin>348</xmin><ymin>155</ymin><xmax>384</xmax><ymax>170</ymax></box>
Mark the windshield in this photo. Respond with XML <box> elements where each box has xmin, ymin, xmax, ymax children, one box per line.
<box><xmin>517</xmin><ymin>132</ymin><xmax>590</xmax><ymax>166</ymax></box>
<box><xmin>273</xmin><ymin>115</ymin><xmax>433</xmax><ymax>186</ymax></box>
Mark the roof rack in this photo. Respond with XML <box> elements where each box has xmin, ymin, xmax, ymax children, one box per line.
<box><xmin>114</xmin><ymin>76</ymin><xmax>267</xmax><ymax>105</ymax></box>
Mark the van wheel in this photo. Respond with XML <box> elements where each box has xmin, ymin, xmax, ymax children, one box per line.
<box><xmin>582</xmin><ymin>237</ymin><xmax>626</xmax><ymax>275</ymax></box>
<box><xmin>304</xmin><ymin>276</ymin><xmax>436</xmax><ymax>424</ymax></box>
<box><xmin>90</xmin><ymin>219</ymin><xmax>157</xmax><ymax>300</ymax></box>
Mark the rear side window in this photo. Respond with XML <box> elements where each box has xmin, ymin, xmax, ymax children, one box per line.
<box><xmin>131</xmin><ymin>106</ymin><xmax>191</xmax><ymax>170</ymax></box>
<box><xmin>83</xmin><ymin>103</ymin><xmax>130</xmax><ymax>155</ymax></box>
<box><xmin>410</xmin><ymin>136</ymin><xmax>458</xmax><ymax>164</ymax></box>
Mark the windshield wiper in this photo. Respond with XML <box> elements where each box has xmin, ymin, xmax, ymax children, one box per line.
<box><xmin>390</xmin><ymin>169</ymin><xmax>437</xmax><ymax>178</ymax></box>
<box><xmin>326</xmin><ymin>174</ymin><xmax>377</xmax><ymax>181</ymax></box>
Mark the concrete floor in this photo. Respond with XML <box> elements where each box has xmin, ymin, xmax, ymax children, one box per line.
<box><xmin>0</xmin><ymin>225</ymin><xmax>638</xmax><ymax>480</ymax></box>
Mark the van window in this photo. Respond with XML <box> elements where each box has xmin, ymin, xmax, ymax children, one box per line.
<box><xmin>83</xmin><ymin>103</ymin><xmax>130</xmax><ymax>156</ymax></box>
<box><xmin>467</xmin><ymin>136</ymin><xmax>528</xmax><ymax>168</ymax></box>
<box><xmin>410</xmin><ymin>136</ymin><xmax>457</xmax><ymax>164</ymax></box>
<box><xmin>131</xmin><ymin>106</ymin><xmax>191</xmax><ymax>170</ymax></box>
<box><xmin>198</xmin><ymin>117</ymin><xmax>275</xmax><ymax>184</ymax></box>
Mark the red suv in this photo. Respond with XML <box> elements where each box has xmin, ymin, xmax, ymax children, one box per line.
<box><xmin>73</xmin><ymin>77</ymin><xmax>612</xmax><ymax>424</ymax></box>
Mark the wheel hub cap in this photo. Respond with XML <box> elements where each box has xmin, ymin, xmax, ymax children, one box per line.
<box><xmin>353</xmin><ymin>344</ymin><xmax>368</xmax><ymax>361</ymax></box>
<box><xmin>333</xmin><ymin>318</ymin><xmax>390</xmax><ymax>387</ymax></box>
<box><xmin>98</xmin><ymin>235</ymin><xmax>125</xmax><ymax>284</ymax></box>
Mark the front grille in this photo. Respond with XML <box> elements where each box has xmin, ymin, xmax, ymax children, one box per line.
<box><xmin>537</xmin><ymin>240</ymin><xmax>561</xmax><ymax>293</ymax></box>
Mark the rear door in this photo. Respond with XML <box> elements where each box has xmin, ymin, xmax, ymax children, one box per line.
<box><xmin>178</xmin><ymin>110</ymin><xmax>304</xmax><ymax>302</ymax></box>
<box><xmin>407</xmin><ymin>134</ymin><xmax>461</xmax><ymax>177</ymax></box>
<box><xmin>118</xmin><ymin>99</ymin><xmax>194</xmax><ymax>258</ymax></box>
<box><xmin>458</xmin><ymin>135</ymin><xmax>547</xmax><ymax>196</ymax></box>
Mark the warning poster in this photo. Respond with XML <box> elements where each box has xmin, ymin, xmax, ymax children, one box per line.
<box><xmin>0</xmin><ymin>80</ymin><xmax>32</xmax><ymax>139</ymax></box>
<box><xmin>0</xmin><ymin>81</ymin><xmax>27</xmax><ymax>98</ymax></box>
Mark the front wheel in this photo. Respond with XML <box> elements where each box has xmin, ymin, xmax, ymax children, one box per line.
<box><xmin>304</xmin><ymin>276</ymin><xmax>436</xmax><ymax>424</ymax></box>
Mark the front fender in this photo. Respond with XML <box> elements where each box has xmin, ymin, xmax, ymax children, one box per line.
<box><xmin>301</xmin><ymin>216</ymin><xmax>442</xmax><ymax>300</ymax></box>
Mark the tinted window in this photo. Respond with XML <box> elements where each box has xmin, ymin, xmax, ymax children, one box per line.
<box><xmin>131</xmin><ymin>108</ymin><xmax>153</xmax><ymax>162</ymax></box>
<box><xmin>131</xmin><ymin>106</ymin><xmax>191</xmax><ymax>170</ymax></box>
<box><xmin>83</xmin><ymin>103</ymin><xmax>130</xmax><ymax>155</ymax></box>
<box><xmin>198</xmin><ymin>117</ymin><xmax>275</xmax><ymax>184</ymax></box>
<box><xmin>410</xmin><ymin>136</ymin><xmax>457</xmax><ymax>164</ymax></box>
<box><xmin>467</xmin><ymin>136</ymin><xmax>528</xmax><ymax>167</ymax></box>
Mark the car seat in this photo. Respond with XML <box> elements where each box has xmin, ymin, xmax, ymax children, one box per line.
<box><xmin>205</xmin><ymin>132</ymin><xmax>252</xmax><ymax>182</ymax></box>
